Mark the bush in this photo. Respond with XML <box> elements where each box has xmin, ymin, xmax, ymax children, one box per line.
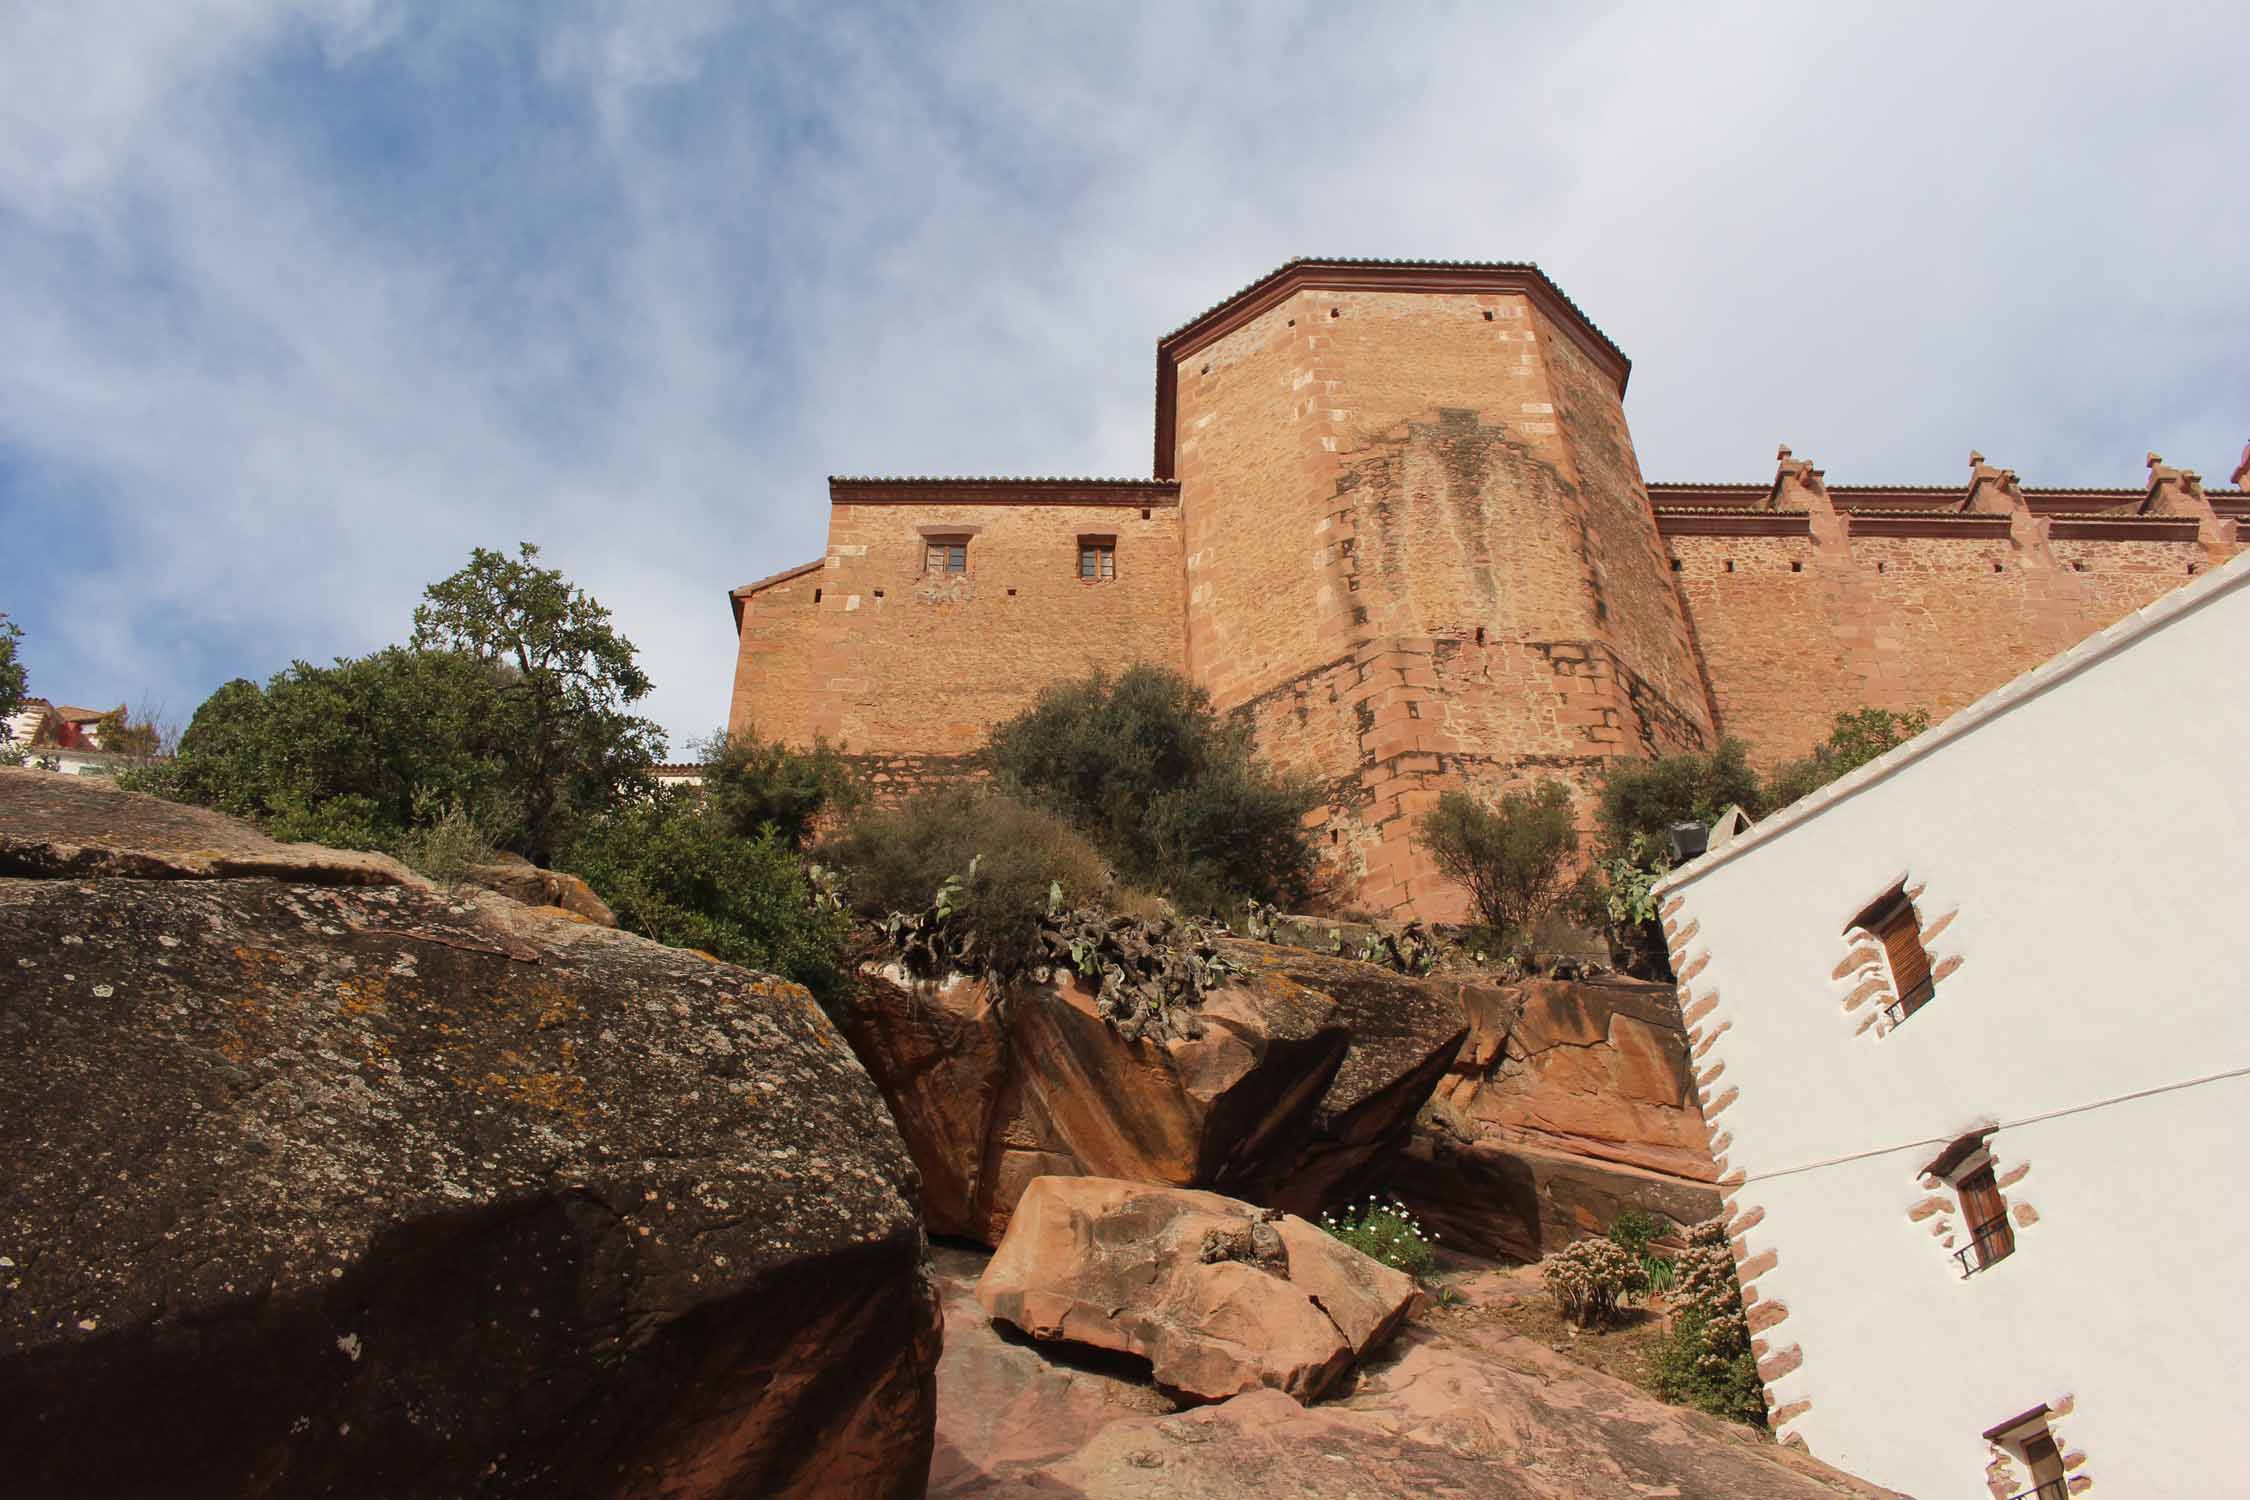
<box><xmin>560</xmin><ymin>792</ymin><xmax>849</xmax><ymax>1002</ymax></box>
<box><xmin>397</xmin><ymin>797</ymin><xmax>503</xmax><ymax>888</ymax></box>
<box><xmin>1414</xmin><ymin>783</ymin><xmax>1589</xmax><ymax>952</ymax></box>
<box><xmin>1595</xmin><ymin>738</ymin><xmax>1765</xmax><ymax>858</ymax></box>
<box><xmin>152</xmin><ymin>651</ymin><xmax>519</xmax><ymax>853</ymax></box>
<box><xmin>1541</xmin><ymin>1236</ymin><xmax>1640</xmax><ymax>1329</ymax></box>
<box><xmin>700</xmin><ymin>725</ymin><xmax>860</xmax><ymax>848</ymax></box>
<box><xmin>820</xmin><ymin>789</ymin><xmax>1117</xmax><ymax>978</ymax></box>
<box><xmin>1649</xmin><ymin>1216</ymin><xmax>1766</xmax><ymax>1425</ymax></box>
<box><xmin>988</xmin><ymin>665</ymin><xmax>1321</xmax><ymax>912</ymax></box>
<box><xmin>1321</xmin><ymin>1196</ymin><xmax>1438</xmax><ymax>1279</ymax></box>
<box><xmin>1764</xmin><ymin>707</ymin><xmax>1933</xmax><ymax>809</ymax></box>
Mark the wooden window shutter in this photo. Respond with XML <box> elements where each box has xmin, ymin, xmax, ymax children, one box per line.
<box><xmin>1957</xmin><ymin>1164</ymin><xmax>2016</xmax><ymax>1268</ymax></box>
<box><xmin>1877</xmin><ymin>902</ymin><xmax>1931</xmax><ymax>1000</ymax></box>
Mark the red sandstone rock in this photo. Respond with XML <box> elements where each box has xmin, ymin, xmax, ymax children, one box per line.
<box><xmin>976</xmin><ymin>1178</ymin><xmax>1417</xmax><ymax>1405</ymax></box>
<box><xmin>1390</xmin><ymin>1130</ymin><xmax>1724</xmax><ymax>1262</ymax></box>
<box><xmin>934</xmin><ymin>1236</ymin><xmax>1891</xmax><ymax>1500</ymax></box>
<box><xmin>1440</xmin><ymin>973</ymin><xmax>1719</xmax><ymax>1181</ymax></box>
<box><xmin>840</xmin><ymin>938</ymin><xmax>1466</xmax><ymax>1244</ymax></box>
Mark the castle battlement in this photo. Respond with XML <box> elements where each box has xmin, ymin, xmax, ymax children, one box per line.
<box><xmin>728</xmin><ymin>261</ymin><xmax>2245</xmax><ymax>919</ymax></box>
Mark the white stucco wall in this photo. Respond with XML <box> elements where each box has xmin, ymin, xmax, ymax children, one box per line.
<box><xmin>1656</xmin><ymin>550</ymin><xmax>2250</xmax><ymax>1498</ymax></box>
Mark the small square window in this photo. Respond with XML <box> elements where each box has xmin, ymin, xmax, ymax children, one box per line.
<box><xmin>1078</xmin><ymin>540</ymin><xmax>1116</xmax><ymax>581</ymax></box>
<box><xmin>925</xmin><ymin>539</ymin><xmax>969</xmax><ymax>574</ymax></box>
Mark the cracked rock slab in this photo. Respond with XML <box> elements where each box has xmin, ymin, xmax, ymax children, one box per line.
<box><xmin>976</xmin><ymin>1177</ymin><xmax>1417</xmax><ymax>1405</ymax></box>
<box><xmin>0</xmin><ymin>772</ymin><xmax>940</xmax><ymax>1499</ymax></box>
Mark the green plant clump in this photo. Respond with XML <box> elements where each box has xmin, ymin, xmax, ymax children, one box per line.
<box><xmin>1649</xmin><ymin>1216</ymin><xmax>1767</xmax><ymax>1425</ymax></box>
<box><xmin>821</xmin><ymin>788</ymin><xmax>1117</xmax><ymax>979</ymax></box>
<box><xmin>1414</xmin><ymin>781</ymin><xmax>1591</xmax><ymax>957</ymax></box>
<box><xmin>1541</xmin><ymin>1235</ymin><xmax>1640</xmax><ymax>1329</ymax></box>
<box><xmin>1320</xmin><ymin>1196</ymin><xmax>1438</xmax><ymax>1280</ymax></box>
<box><xmin>560</xmin><ymin>790</ymin><xmax>849</xmax><ymax>1004</ymax></box>
<box><xmin>700</xmin><ymin>724</ymin><xmax>860</xmax><ymax>848</ymax></box>
<box><xmin>987</xmin><ymin>664</ymin><xmax>1322</xmax><ymax>913</ymax></box>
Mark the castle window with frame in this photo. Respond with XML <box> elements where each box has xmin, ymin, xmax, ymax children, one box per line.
<box><xmin>1927</xmin><ymin>1131</ymin><xmax>2016</xmax><ymax>1276</ymax></box>
<box><xmin>1078</xmin><ymin>536</ymin><xmax>1116</xmax><ymax>582</ymax></box>
<box><xmin>1982</xmin><ymin>1404</ymin><xmax>2073</xmax><ymax>1499</ymax></box>
<box><xmin>1852</xmin><ymin>883</ymin><xmax>1934</xmax><ymax>1028</ymax></box>
<box><xmin>925</xmin><ymin>536</ymin><xmax>969</xmax><ymax>574</ymax></box>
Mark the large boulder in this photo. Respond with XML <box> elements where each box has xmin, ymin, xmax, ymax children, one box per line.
<box><xmin>0</xmin><ymin>768</ymin><xmax>940</xmax><ymax>1499</ymax></box>
<box><xmin>1439</xmin><ymin>974</ymin><xmax>1717</xmax><ymax>1180</ymax></box>
<box><xmin>842</xmin><ymin>940</ymin><xmax>1470</xmax><ymax>1246</ymax></box>
<box><xmin>976</xmin><ymin>1178</ymin><xmax>1416</xmax><ymax>1405</ymax></box>
<box><xmin>842</xmin><ymin>961</ymin><xmax>1362</xmax><ymax>1244</ymax></box>
<box><xmin>933</xmin><ymin>1239</ymin><xmax>1892</xmax><ymax>1500</ymax></box>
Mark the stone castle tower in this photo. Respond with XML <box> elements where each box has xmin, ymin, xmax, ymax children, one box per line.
<box><xmin>729</xmin><ymin>259</ymin><xmax>2246</xmax><ymax>919</ymax></box>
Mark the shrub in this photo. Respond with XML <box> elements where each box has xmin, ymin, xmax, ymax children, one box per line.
<box><xmin>397</xmin><ymin>797</ymin><xmax>503</xmax><ymax>888</ymax></box>
<box><xmin>987</xmin><ymin>664</ymin><xmax>1321</xmax><ymax>911</ymax></box>
<box><xmin>154</xmin><ymin>650</ymin><xmax>523</xmax><ymax>853</ymax></box>
<box><xmin>1541</xmin><ymin>1236</ymin><xmax>1639</xmax><ymax>1329</ymax></box>
<box><xmin>1321</xmin><ymin>1196</ymin><xmax>1438</xmax><ymax>1279</ymax></box>
<box><xmin>560</xmin><ymin>792</ymin><xmax>849</xmax><ymax>1002</ymax></box>
<box><xmin>1764</xmin><ymin>707</ymin><xmax>1933</xmax><ymax>809</ymax></box>
<box><xmin>699</xmin><ymin>724</ymin><xmax>860</xmax><ymax>848</ymax></box>
<box><xmin>1414</xmin><ymin>783</ymin><xmax>1589</xmax><ymax>951</ymax></box>
<box><xmin>1607</xmin><ymin>1208</ymin><xmax>1677</xmax><ymax>1301</ymax></box>
<box><xmin>1595</xmin><ymin>739</ymin><xmax>1765</xmax><ymax>858</ymax></box>
<box><xmin>1606</xmin><ymin>1208</ymin><xmax>1665</xmax><ymax>1256</ymax></box>
<box><xmin>820</xmin><ymin>789</ymin><xmax>1117</xmax><ymax>978</ymax></box>
<box><xmin>1650</xmin><ymin>1216</ymin><xmax>1766</xmax><ymax>1424</ymax></box>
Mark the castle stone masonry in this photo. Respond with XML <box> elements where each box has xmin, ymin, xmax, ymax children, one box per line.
<box><xmin>729</xmin><ymin>259</ymin><xmax>2246</xmax><ymax>918</ymax></box>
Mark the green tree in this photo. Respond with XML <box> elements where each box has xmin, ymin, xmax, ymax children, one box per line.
<box><xmin>0</xmin><ymin>613</ymin><xmax>25</xmax><ymax>726</ymax></box>
<box><xmin>1594</xmin><ymin>738</ymin><xmax>1765</xmax><ymax>858</ymax></box>
<box><xmin>560</xmin><ymin>791</ymin><xmax>849</xmax><ymax>1003</ymax></box>
<box><xmin>152</xmin><ymin>649</ymin><xmax>517</xmax><ymax>850</ymax></box>
<box><xmin>987</xmin><ymin>664</ymin><xmax>1321</xmax><ymax>911</ymax></box>
<box><xmin>1415</xmin><ymin>783</ymin><xmax>1587</xmax><ymax>949</ymax></box>
<box><xmin>1764</xmin><ymin>707</ymin><xmax>1933</xmax><ymax>808</ymax></box>
<box><xmin>411</xmin><ymin>544</ymin><xmax>664</xmax><ymax>862</ymax></box>
<box><xmin>700</xmin><ymin>725</ymin><xmax>860</xmax><ymax>848</ymax></box>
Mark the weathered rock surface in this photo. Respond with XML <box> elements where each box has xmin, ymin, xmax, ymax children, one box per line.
<box><xmin>842</xmin><ymin>957</ymin><xmax>1378</xmax><ymax>1244</ymax></box>
<box><xmin>0</xmin><ymin>770</ymin><xmax>940</xmax><ymax>1499</ymax></box>
<box><xmin>1438</xmin><ymin>973</ymin><xmax>1717</xmax><ymax>1180</ymax></box>
<box><xmin>1391</xmin><ymin>1132</ymin><xmax>1725</xmax><ymax>1261</ymax></box>
<box><xmin>934</xmin><ymin>1241</ymin><xmax>1891</xmax><ymax>1500</ymax></box>
<box><xmin>0</xmin><ymin>766</ymin><xmax>406</xmax><ymax>884</ymax></box>
<box><xmin>976</xmin><ymin>1178</ymin><xmax>1416</xmax><ymax>1405</ymax></box>
<box><xmin>467</xmin><ymin>852</ymin><xmax>619</xmax><ymax>927</ymax></box>
<box><xmin>1208</xmin><ymin>941</ymin><xmax>1483</xmax><ymax>1218</ymax></box>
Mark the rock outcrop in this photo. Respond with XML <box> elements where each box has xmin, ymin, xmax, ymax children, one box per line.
<box><xmin>1389</xmin><ymin>969</ymin><xmax>1725</xmax><ymax>1257</ymax></box>
<box><xmin>976</xmin><ymin>1178</ymin><xmax>1416</xmax><ymax>1404</ymax></box>
<box><xmin>934</xmin><ymin>1240</ymin><xmax>1893</xmax><ymax>1500</ymax></box>
<box><xmin>1439</xmin><ymin>974</ymin><xmax>1718</xmax><ymax>1180</ymax></box>
<box><xmin>0</xmin><ymin>768</ymin><xmax>940</xmax><ymax>1500</ymax></box>
<box><xmin>840</xmin><ymin>946</ymin><xmax>1459</xmax><ymax>1245</ymax></box>
<box><xmin>466</xmin><ymin>852</ymin><xmax>619</xmax><ymax>927</ymax></box>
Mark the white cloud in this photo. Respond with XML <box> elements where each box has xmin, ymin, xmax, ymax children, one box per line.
<box><xmin>1</xmin><ymin>1</ymin><xmax>2244</xmax><ymax>745</ymax></box>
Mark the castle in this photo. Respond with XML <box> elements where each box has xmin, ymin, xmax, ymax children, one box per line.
<box><xmin>728</xmin><ymin>259</ymin><xmax>2247</xmax><ymax>919</ymax></box>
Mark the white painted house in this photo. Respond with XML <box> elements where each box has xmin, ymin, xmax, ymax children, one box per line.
<box><xmin>1652</xmin><ymin>548</ymin><xmax>2250</xmax><ymax>1499</ymax></box>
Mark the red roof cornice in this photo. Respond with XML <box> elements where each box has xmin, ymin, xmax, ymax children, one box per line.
<box><xmin>827</xmin><ymin>476</ymin><xmax>1179</xmax><ymax>507</ymax></box>
<box><xmin>1152</xmin><ymin>259</ymin><xmax>1630</xmax><ymax>479</ymax></box>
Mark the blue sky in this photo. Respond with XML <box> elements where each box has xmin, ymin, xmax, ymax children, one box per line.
<box><xmin>3</xmin><ymin>1</ymin><xmax>2246</xmax><ymax>748</ymax></box>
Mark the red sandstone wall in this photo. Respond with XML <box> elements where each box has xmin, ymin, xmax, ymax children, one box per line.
<box><xmin>1168</xmin><ymin>286</ymin><xmax>1713</xmax><ymax>915</ymax></box>
<box><xmin>1670</xmin><ymin>520</ymin><xmax>2241</xmax><ymax>763</ymax></box>
<box><xmin>733</xmin><ymin>499</ymin><xmax>1186</xmax><ymax>755</ymax></box>
<box><xmin>728</xmin><ymin>565</ymin><xmax>824</xmax><ymax>743</ymax></box>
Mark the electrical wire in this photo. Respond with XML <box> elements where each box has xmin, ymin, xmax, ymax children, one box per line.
<box><xmin>1737</xmin><ymin>1062</ymin><xmax>2250</xmax><ymax>1184</ymax></box>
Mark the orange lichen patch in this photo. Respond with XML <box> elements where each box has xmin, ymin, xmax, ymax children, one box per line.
<box><xmin>534</xmin><ymin>905</ymin><xmax>600</xmax><ymax>925</ymax></box>
<box><xmin>337</xmin><ymin>975</ymin><xmax>389</xmax><ymax>1019</ymax></box>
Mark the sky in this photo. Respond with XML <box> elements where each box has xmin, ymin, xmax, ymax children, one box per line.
<box><xmin>3</xmin><ymin>1</ymin><xmax>2245</xmax><ymax>751</ymax></box>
